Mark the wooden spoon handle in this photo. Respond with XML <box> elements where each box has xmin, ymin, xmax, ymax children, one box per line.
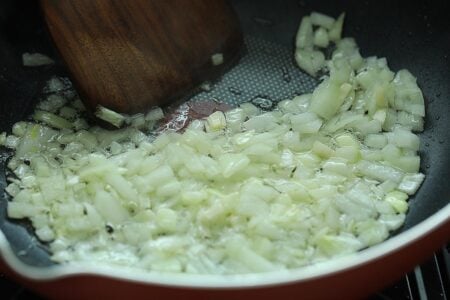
<box><xmin>41</xmin><ymin>0</ymin><xmax>243</xmax><ymax>114</ymax></box>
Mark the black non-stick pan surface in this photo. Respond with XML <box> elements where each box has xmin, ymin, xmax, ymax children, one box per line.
<box><xmin>0</xmin><ymin>0</ymin><xmax>449</xmax><ymax>270</ymax></box>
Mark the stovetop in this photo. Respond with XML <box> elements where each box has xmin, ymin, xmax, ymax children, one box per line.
<box><xmin>1</xmin><ymin>245</ymin><xmax>449</xmax><ymax>300</ymax></box>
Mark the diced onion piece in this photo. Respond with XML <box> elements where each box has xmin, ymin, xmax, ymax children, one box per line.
<box><xmin>309</xmin><ymin>79</ymin><xmax>347</xmax><ymax>119</ymax></box>
<box><xmin>105</xmin><ymin>173</ymin><xmax>139</xmax><ymax>202</ymax></box>
<box><xmin>378</xmin><ymin>180</ymin><xmax>398</xmax><ymax>193</ymax></box>
<box><xmin>244</xmin><ymin>113</ymin><xmax>279</xmax><ymax>133</ymax></box>
<box><xmin>312</xmin><ymin>141</ymin><xmax>334</xmax><ymax>158</ymax></box>
<box><xmin>397</xmin><ymin>111</ymin><xmax>424</xmax><ymax>132</ymax></box>
<box><xmin>398</xmin><ymin>173</ymin><xmax>425</xmax><ymax>195</ymax></box>
<box><xmin>36</xmin><ymin>226</ymin><xmax>55</xmax><ymax>241</ymax></box>
<box><xmin>22</xmin><ymin>52</ymin><xmax>55</xmax><ymax>66</ymax></box>
<box><xmin>378</xmin><ymin>213</ymin><xmax>406</xmax><ymax>231</ymax></box>
<box><xmin>46</xmin><ymin>77</ymin><xmax>66</xmax><ymax>93</ymax></box>
<box><xmin>226</xmin><ymin>238</ymin><xmax>278</xmax><ymax>272</ymax></box>
<box><xmin>353</xmin><ymin>119</ymin><xmax>382</xmax><ymax>135</ymax></box>
<box><xmin>385</xmin><ymin>190</ymin><xmax>409</xmax><ymax>213</ymax></box>
<box><xmin>94</xmin><ymin>190</ymin><xmax>129</xmax><ymax>223</ymax></box>
<box><xmin>240</xmin><ymin>102</ymin><xmax>261</xmax><ymax>117</ymax></box>
<box><xmin>211</xmin><ymin>53</ymin><xmax>224</xmax><ymax>66</ymax></box>
<box><xmin>0</xmin><ymin>132</ymin><xmax>6</xmax><ymax>146</ymax></box>
<box><xmin>295</xmin><ymin>16</ymin><xmax>314</xmax><ymax>48</ymax></box>
<box><xmin>310</xmin><ymin>12</ymin><xmax>336</xmax><ymax>29</ymax></box>
<box><xmin>334</xmin><ymin>146</ymin><xmax>360</xmax><ymax>162</ymax></box>
<box><xmin>292</xmin><ymin>94</ymin><xmax>312</xmax><ymax>111</ymax></box>
<box><xmin>225</xmin><ymin>108</ymin><xmax>244</xmax><ymax>133</ymax></box>
<box><xmin>316</xmin><ymin>234</ymin><xmax>363</xmax><ymax>256</ymax></box>
<box><xmin>389</xmin><ymin>156</ymin><xmax>421</xmax><ymax>173</ymax></box>
<box><xmin>381</xmin><ymin>144</ymin><xmax>401</xmax><ymax>160</ymax></box>
<box><xmin>206</xmin><ymin>111</ymin><xmax>226</xmax><ymax>132</ymax></box>
<box><xmin>335</xmin><ymin>133</ymin><xmax>359</xmax><ymax>148</ymax></box>
<box><xmin>33</xmin><ymin>110</ymin><xmax>73</xmax><ymax>129</ymax></box>
<box><xmin>156</xmin><ymin>208</ymin><xmax>178</xmax><ymax>232</ymax></box>
<box><xmin>38</xmin><ymin>94</ymin><xmax>67</xmax><ymax>112</ymax></box>
<box><xmin>187</xmin><ymin>119</ymin><xmax>205</xmax><ymax>131</ymax></box>
<box><xmin>329</xmin><ymin>58</ymin><xmax>353</xmax><ymax>84</ymax></box>
<box><xmin>392</xmin><ymin>128</ymin><xmax>420</xmax><ymax>151</ymax></box>
<box><xmin>295</xmin><ymin>49</ymin><xmax>325</xmax><ymax>77</ymax></box>
<box><xmin>218</xmin><ymin>153</ymin><xmax>250</xmax><ymax>178</ymax></box>
<box><xmin>145</xmin><ymin>107</ymin><xmax>164</xmax><ymax>122</ymax></box>
<box><xmin>200</xmin><ymin>82</ymin><xmax>212</xmax><ymax>92</ymax></box>
<box><xmin>392</xmin><ymin>70</ymin><xmax>425</xmax><ymax>117</ymax></box>
<box><xmin>332</xmin><ymin>37</ymin><xmax>362</xmax><ymax>70</ymax></box>
<box><xmin>7</xmin><ymin>201</ymin><xmax>38</xmax><ymax>219</ymax></box>
<box><xmin>373</xmin><ymin>109</ymin><xmax>387</xmax><ymax>124</ymax></box>
<box><xmin>322</xmin><ymin>158</ymin><xmax>350</xmax><ymax>176</ymax></box>
<box><xmin>95</xmin><ymin>106</ymin><xmax>126</xmax><ymax>128</ymax></box>
<box><xmin>181</xmin><ymin>190</ymin><xmax>207</xmax><ymax>205</ymax></box>
<box><xmin>128</xmin><ymin>113</ymin><xmax>146</xmax><ymax>129</ymax></box>
<box><xmin>290</xmin><ymin>112</ymin><xmax>323</xmax><ymax>133</ymax></box>
<box><xmin>364</xmin><ymin>134</ymin><xmax>387</xmax><ymax>149</ymax></box>
<box><xmin>356</xmin><ymin>220</ymin><xmax>389</xmax><ymax>246</ymax></box>
<box><xmin>313</xmin><ymin>27</ymin><xmax>329</xmax><ymax>48</ymax></box>
<box><xmin>357</xmin><ymin>160</ymin><xmax>404</xmax><ymax>183</ymax></box>
<box><xmin>328</xmin><ymin>13</ymin><xmax>345</xmax><ymax>42</ymax></box>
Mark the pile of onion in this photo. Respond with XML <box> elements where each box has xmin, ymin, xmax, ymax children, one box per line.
<box><xmin>1</xmin><ymin>12</ymin><xmax>425</xmax><ymax>274</ymax></box>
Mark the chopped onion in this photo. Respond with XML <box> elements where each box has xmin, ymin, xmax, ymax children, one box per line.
<box><xmin>295</xmin><ymin>16</ymin><xmax>314</xmax><ymax>48</ymax></box>
<box><xmin>22</xmin><ymin>52</ymin><xmax>55</xmax><ymax>66</ymax></box>
<box><xmin>33</xmin><ymin>110</ymin><xmax>73</xmax><ymax>129</ymax></box>
<box><xmin>310</xmin><ymin>12</ymin><xmax>336</xmax><ymax>29</ymax></box>
<box><xmin>313</xmin><ymin>27</ymin><xmax>330</xmax><ymax>48</ymax></box>
<box><xmin>398</xmin><ymin>173</ymin><xmax>425</xmax><ymax>195</ymax></box>
<box><xmin>309</xmin><ymin>79</ymin><xmax>347</xmax><ymax>119</ymax></box>
<box><xmin>211</xmin><ymin>53</ymin><xmax>224</xmax><ymax>66</ymax></box>
<box><xmin>0</xmin><ymin>132</ymin><xmax>6</xmax><ymax>146</ymax></box>
<box><xmin>2</xmin><ymin>11</ymin><xmax>427</xmax><ymax>276</ymax></box>
<box><xmin>294</xmin><ymin>49</ymin><xmax>325</xmax><ymax>77</ymax></box>
<box><xmin>95</xmin><ymin>105</ymin><xmax>126</xmax><ymax>128</ymax></box>
<box><xmin>206</xmin><ymin>111</ymin><xmax>226</xmax><ymax>132</ymax></box>
<box><xmin>328</xmin><ymin>13</ymin><xmax>345</xmax><ymax>42</ymax></box>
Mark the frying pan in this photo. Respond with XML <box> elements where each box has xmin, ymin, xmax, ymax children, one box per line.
<box><xmin>0</xmin><ymin>0</ymin><xmax>449</xmax><ymax>299</ymax></box>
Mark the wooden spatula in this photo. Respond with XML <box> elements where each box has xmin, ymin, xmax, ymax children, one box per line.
<box><xmin>41</xmin><ymin>0</ymin><xmax>243</xmax><ymax>115</ymax></box>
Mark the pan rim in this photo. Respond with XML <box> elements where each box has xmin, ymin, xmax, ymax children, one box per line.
<box><xmin>0</xmin><ymin>203</ymin><xmax>448</xmax><ymax>288</ymax></box>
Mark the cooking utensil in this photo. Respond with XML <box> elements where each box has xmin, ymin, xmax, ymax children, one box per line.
<box><xmin>0</xmin><ymin>0</ymin><xmax>449</xmax><ymax>299</ymax></box>
<box><xmin>41</xmin><ymin>0</ymin><xmax>243</xmax><ymax>114</ymax></box>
